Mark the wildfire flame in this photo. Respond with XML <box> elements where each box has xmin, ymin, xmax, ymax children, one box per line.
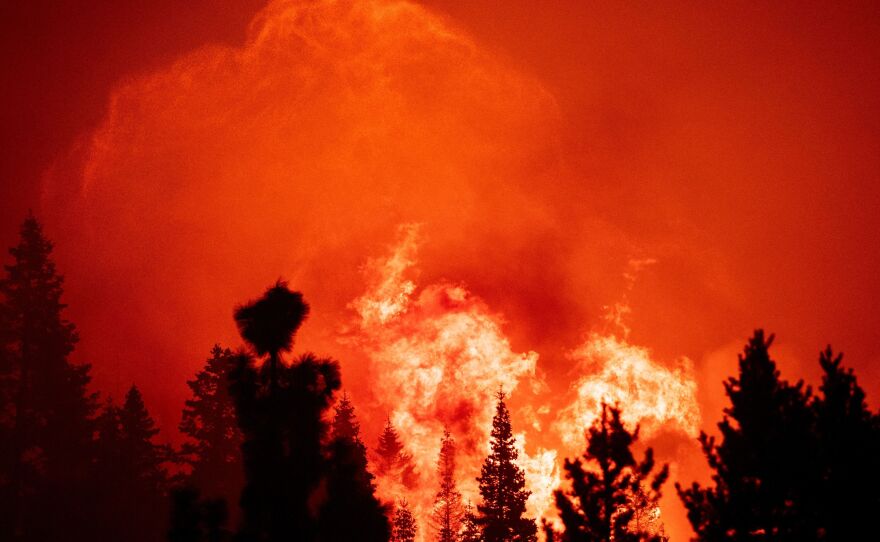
<box><xmin>346</xmin><ymin>225</ymin><xmax>700</xmax><ymax>540</ymax></box>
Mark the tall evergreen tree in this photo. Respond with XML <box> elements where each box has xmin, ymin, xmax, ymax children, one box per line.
<box><xmin>0</xmin><ymin>215</ymin><xmax>97</xmax><ymax>541</ymax></box>
<box><xmin>476</xmin><ymin>391</ymin><xmax>537</xmax><ymax>542</ymax></box>
<box><xmin>319</xmin><ymin>392</ymin><xmax>390</xmax><ymax>542</ymax></box>
<box><xmin>93</xmin><ymin>385</ymin><xmax>171</xmax><ymax>542</ymax></box>
<box><xmin>392</xmin><ymin>500</ymin><xmax>418</xmax><ymax>542</ymax></box>
<box><xmin>812</xmin><ymin>346</ymin><xmax>880</xmax><ymax>539</ymax></box>
<box><xmin>230</xmin><ymin>282</ymin><xmax>341</xmax><ymax>541</ymax></box>
<box><xmin>179</xmin><ymin>345</ymin><xmax>243</xmax><ymax>508</ymax></box>
<box><xmin>677</xmin><ymin>330</ymin><xmax>819</xmax><ymax>540</ymax></box>
<box><xmin>549</xmin><ymin>403</ymin><xmax>668</xmax><ymax>542</ymax></box>
<box><xmin>459</xmin><ymin>501</ymin><xmax>481</xmax><ymax>542</ymax></box>
<box><xmin>433</xmin><ymin>429</ymin><xmax>463</xmax><ymax>542</ymax></box>
<box><xmin>331</xmin><ymin>391</ymin><xmax>359</xmax><ymax>441</ymax></box>
<box><xmin>376</xmin><ymin>417</ymin><xmax>417</xmax><ymax>488</ymax></box>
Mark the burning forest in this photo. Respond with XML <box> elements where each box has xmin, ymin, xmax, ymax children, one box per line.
<box><xmin>2</xmin><ymin>0</ymin><xmax>880</xmax><ymax>541</ymax></box>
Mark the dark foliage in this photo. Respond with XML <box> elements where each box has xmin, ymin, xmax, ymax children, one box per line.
<box><xmin>319</xmin><ymin>392</ymin><xmax>391</xmax><ymax>542</ymax></box>
<box><xmin>459</xmin><ymin>501</ymin><xmax>481</xmax><ymax>542</ymax></box>
<box><xmin>812</xmin><ymin>346</ymin><xmax>880</xmax><ymax>539</ymax></box>
<box><xmin>677</xmin><ymin>330</ymin><xmax>820</xmax><ymax>540</ymax></box>
<box><xmin>549</xmin><ymin>403</ymin><xmax>668</xmax><ymax>542</ymax></box>
<box><xmin>179</xmin><ymin>345</ymin><xmax>243</xmax><ymax>513</ymax></box>
<box><xmin>233</xmin><ymin>281</ymin><xmax>308</xmax><ymax>388</ymax></box>
<box><xmin>0</xmin><ymin>215</ymin><xmax>98</xmax><ymax>541</ymax></box>
<box><xmin>433</xmin><ymin>430</ymin><xmax>463</xmax><ymax>542</ymax></box>
<box><xmin>476</xmin><ymin>391</ymin><xmax>538</xmax><ymax>542</ymax></box>
<box><xmin>231</xmin><ymin>349</ymin><xmax>341</xmax><ymax>541</ymax></box>
<box><xmin>391</xmin><ymin>500</ymin><xmax>418</xmax><ymax>542</ymax></box>
<box><xmin>376</xmin><ymin>417</ymin><xmax>417</xmax><ymax>488</ymax></box>
<box><xmin>168</xmin><ymin>487</ymin><xmax>231</xmax><ymax>542</ymax></box>
<box><xmin>92</xmin><ymin>385</ymin><xmax>172</xmax><ymax>542</ymax></box>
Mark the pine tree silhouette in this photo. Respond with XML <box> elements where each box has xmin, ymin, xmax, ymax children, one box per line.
<box><xmin>391</xmin><ymin>500</ymin><xmax>418</xmax><ymax>542</ymax></box>
<box><xmin>677</xmin><ymin>330</ymin><xmax>819</xmax><ymax>540</ymax></box>
<box><xmin>179</xmin><ymin>345</ymin><xmax>243</xmax><ymax>512</ymax></box>
<box><xmin>376</xmin><ymin>417</ymin><xmax>417</xmax><ymax>488</ymax></box>
<box><xmin>476</xmin><ymin>390</ymin><xmax>537</xmax><ymax>542</ymax></box>
<box><xmin>319</xmin><ymin>392</ymin><xmax>391</xmax><ymax>541</ymax></box>
<box><xmin>813</xmin><ymin>346</ymin><xmax>880</xmax><ymax>539</ymax></box>
<box><xmin>93</xmin><ymin>385</ymin><xmax>171</xmax><ymax>542</ymax></box>
<box><xmin>459</xmin><ymin>501</ymin><xmax>481</xmax><ymax>542</ymax></box>
<box><xmin>433</xmin><ymin>429</ymin><xmax>463</xmax><ymax>542</ymax></box>
<box><xmin>548</xmin><ymin>403</ymin><xmax>668</xmax><ymax>542</ymax></box>
<box><xmin>230</xmin><ymin>282</ymin><xmax>341</xmax><ymax>541</ymax></box>
<box><xmin>0</xmin><ymin>214</ymin><xmax>98</xmax><ymax>541</ymax></box>
<box><xmin>330</xmin><ymin>391</ymin><xmax>359</xmax><ymax>441</ymax></box>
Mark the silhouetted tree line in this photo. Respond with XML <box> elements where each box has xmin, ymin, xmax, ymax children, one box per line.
<box><xmin>1</xmin><ymin>216</ymin><xmax>879</xmax><ymax>541</ymax></box>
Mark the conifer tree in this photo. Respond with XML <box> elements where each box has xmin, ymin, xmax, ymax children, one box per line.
<box><xmin>94</xmin><ymin>386</ymin><xmax>171</xmax><ymax>542</ymax></box>
<box><xmin>812</xmin><ymin>346</ymin><xmax>880</xmax><ymax>539</ymax></box>
<box><xmin>319</xmin><ymin>392</ymin><xmax>390</xmax><ymax>542</ymax></box>
<box><xmin>376</xmin><ymin>417</ymin><xmax>417</xmax><ymax>488</ymax></box>
<box><xmin>391</xmin><ymin>500</ymin><xmax>418</xmax><ymax>542</ymax></box>
<box><xmin>459</xmin><ymin>501</ymin><xmax>481</xmax><ymax>542</ymax></box>
<box><xmin>433</xmin><ymin>430</ymin><xmax>463</xmax><ymax>542</ymax></box>
<box><xmin>230</xmin><ymin>282</ymin><xmax>341</xmax><ymax>541</ymax></box>
<box><xmin>476</xmin><ymin>391</ymin><xmax>537</xmax><ymax>542</ymax></box>
<box><xmin>331</xmin><ymin>391</ymin><xmax>359</xmax><ymax>441</ymax></box>
<box><xmin>549</xmin><ymin>403</ymin><xmax>668</xmax><ymax>542</ymax></box>
<box><xmin>677</xmin><ymin>330</ymin><xmax>819</xmax><ymax>540</ymax></box>
<box><xmin>179</xmin><ymin>345</ymin><xmax>243</xmax><ymax>507</ymax></box>
<box><xmin>0</xmin><ymin>215</ymin><xmax>98</xmax><ymax>540</ymax></box>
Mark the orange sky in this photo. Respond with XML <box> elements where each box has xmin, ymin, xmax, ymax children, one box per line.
<box><xmin>2</xmin><ymin>1</ymin><xmax>879</xmax><ymax>539</ymax></box>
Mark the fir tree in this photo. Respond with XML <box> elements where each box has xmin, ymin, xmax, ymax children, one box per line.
<box><xmin>813</xmin><ymin>346</ymin><xmax>880</xmax><ymax>539</ymax></box>
<box><xmin>0</xmin><ymin>214</ymin><xmax>98</xmax><ymax>541</ymax></box>
<box><xmin>476</xmin><ymin>391</ymin><xmax>537</xmax><ymax>542</ymax></box>
<box><xmin>94</xmin><ymin>386</ymin><xmax>171</xmax><ymax>542</ymax></box>
<box><xmin>391</xmin><ymin>500</ymin><xmax>418</xmax><ymax>542</ymax></box>
<box><xmin>549</xmin><ymin>403</ymin><xmax>668</xmax><ymax>542</ymax></box>
<box><xmin>376</xmin><ymin>417</ymin><xmax>417</xmax><ymax>488</ymax></box>
<box><xmin>331</xmin><ymin>391</ymin><xmax>359</xmax><ymax>441</ymax></box>
<box><xmin>179</xmin><ymin>345</ymin><xmax>243</xmax><ymax>508</ymax></box>
<box><xmin>459</xmin><ymin>500</ymin><xmax>481</xmax><ymax>542</ymax></box>
<box><xmin>433</xmin><ymin>430</ymin><xmax>463</xmax><ymax>542</ymax></box>
<box><xmin>677</xmin><ymin>330</ymin><xmax>819</xmax><ymax>540</ymax></box>
<box><xmin>319</xmin><ymin>392</ymin><xmax>390</xmax><ymax>542</ymax></box>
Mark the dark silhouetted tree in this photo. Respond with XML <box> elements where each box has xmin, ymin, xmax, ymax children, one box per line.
<box><xmin>813</xmin><ymin>346</ymin><xmax>880</xmax><ymax>539</ymax></box>
<box><xmin>548</xmin><ymin>403</ymin><xmax>668</xmax><ymax>542</ymax></box>
<box><xmin>376</xmin><ymin>417</ymin><xmax>417</xmax><ymax>488</ymax></box>
<box><xmin>168</xmin><ymin>487</ymin><xmax>230</xmax><ymax>542</ymax></box>
<box><xmin>460</xmin><ymin>501</ymin><xmax>481</xmax><ymax>542</ymax></box>
<box><xmin>433</xmin><ymin>429</ymin><xmax>463</xmax><ymax>542</ymax></box>
<box><xmin>230</xmin><ymin>282</ymin><xmax>341</xmax><ymax>542</ymax></box>
<box><xmin>93</xmin><ymin>386</ymin><xmax>171</xmax><ymax>542</ymax></box>
<box><xmin>319</xmin><ymin>392</ymin><xmax>391</xmax><ymax>541</ymax></box>
<box><xmin>0</xmin><ymin>215</ymin><xmax>98</xmax><ymax>541</ymax></box>
<box><xmin>677</xmin><ymin>330</ymin><xmax>819</xmax><ymax>540</ymax></box>
<box><xmin>476</xmin><ymin>391</ymin><xmax>537</xmax><ymax>542</ymax></box>
<box><xmin>233</xmin><ymin>281</ymin><xmax>308</xmax><ymax>390</ymax></box>
<box><xmin>391</xmin><ymin>500</ymin><xmax>418</xmax><ymax>542</ymax></box>
<box><xmin>179</xmin><ymin>345</ymin><xmax>243</xmax><ymax>511</ymax></box>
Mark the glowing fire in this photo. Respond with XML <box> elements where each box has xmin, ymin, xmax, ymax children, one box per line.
<box><xmin>554</xmin><ymin>334</ymin><xmax>700</xmax><ymax>448</ymax></box>
<box><xmin>347</xmin><ymin>226</ymin><xmax>699</xmax><ymax>540</ymax></box>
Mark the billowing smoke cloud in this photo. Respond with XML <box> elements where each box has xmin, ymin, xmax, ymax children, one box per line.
<box><xmin>41</xmin><ymin>0</ymin><xmax>701</xmax><ymax>537</ymax></box>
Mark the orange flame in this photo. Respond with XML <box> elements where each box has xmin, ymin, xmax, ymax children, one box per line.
<box><xmin>348</xmin><ymin>226</ymin><xmax>699</xmax><ymax>539</ymax></box>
